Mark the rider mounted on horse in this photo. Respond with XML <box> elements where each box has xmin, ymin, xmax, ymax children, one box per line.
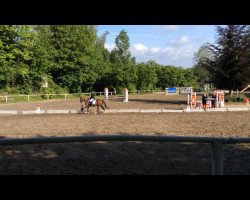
<box><xmin>88</xmin><ymin>91</ymin><xmax>96</xmax><ymax>106</ymax></box>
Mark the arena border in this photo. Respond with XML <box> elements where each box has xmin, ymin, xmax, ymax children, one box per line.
<box><xmin>0</xmin><ymin>134</ymin><xmax>249</xmax><ymax>175</ymax></box>
<box><xmin>0</xmin><ymin>107</ymin><xmax>250</xmax><ymax>115</ymax></box>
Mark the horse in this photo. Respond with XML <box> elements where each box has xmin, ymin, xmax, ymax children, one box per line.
<box><xmin>80</xmin><ymin>97</ymin><xmax>109</xmax><ymax>113</ymax></box>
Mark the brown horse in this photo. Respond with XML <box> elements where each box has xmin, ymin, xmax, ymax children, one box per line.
<box><xmin>80</xmin><ymin>97</ymin><xmax>109</xmax><ymax>113</ymax></box>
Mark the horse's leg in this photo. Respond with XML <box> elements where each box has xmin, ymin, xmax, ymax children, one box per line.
<box><xmin>101</xmin><ymin>105</ymin><xmax>105</xmax><ymax>111</ymax></box>
<box><xmin>103</xmin><ymin>101</ymin><xmax>109</xmax><ymax>109</ymax></box>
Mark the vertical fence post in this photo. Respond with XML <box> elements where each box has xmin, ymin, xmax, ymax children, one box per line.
<box><xmin>104</xmin><ymin>88</ymin><xmax>109</xmax><ymax>101</ymax></box>
<box><xmin>123</xmin><ymin>88</ymin><xmax>128</xmax><ymax>102</ymax></box>
<box><xmin>28</xmin><ymin>95</ymin><xmax>30</xmax><ymax>101</ymax></box>
<box><xmin>5</xmin><ymin>96</ymin><xmax>7</xmax><ymax>103</ymax></box>
<box><xmin>64</xmin><ymin>94</ymin><xmax>66</xmax><ymax>99</ymax></box>
<box><xmin>47</xmin><ymin>95</ymin><xmax>49</xmax><ymax>100</ymax></box>
<box><xmin>211</xmin><ymin>142</ymin><xmax>223</xmax><ymax>175</ymax></box>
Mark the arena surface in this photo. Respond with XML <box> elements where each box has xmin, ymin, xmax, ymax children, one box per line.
<box><xmin>0</xmin><ymin>93</ymin><xmax>249</xmax><ymax>175</ymax></box>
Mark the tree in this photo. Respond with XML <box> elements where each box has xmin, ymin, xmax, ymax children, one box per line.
<box><xmin>193</xmin><ymin>44</ymin><xmax>213</xmax><ymax>84</ymax></box>
<box><xmin>108</xmin><ymin>30</ymin><xmax>137</xmax><ymax>92</ymax></box>
<box><xmin>137</xmin><ymin>61</ymin><xmax>158</xmax><ymax>90</ymax></box>
<box><xmin>110</xmin><ymin>29</ymin><xmax>135</xmax><ymax>64</ymax></box>
<box><xmin>0</xmin><ymin>25</ymin><xmax>35</xmax><ymax>93</ymax></box>
<box><xmin>156</xmin><ymin>65</ymin><xmax>198</xmax><ymax>89</ymax></box>
<box><xmin>49</xmin><ymin>25</ymin><xmax>105</xmax><ymax>93</ymax></box>
<box><xmin>204</xmin><ymin>25</ymin><xmax>250</xmax><ymax>93</ymax></box>
<box><xmin>96</xmin><ymin>31</ymin><xmax>110</xmax><ymax>61</ymax></box>
<box><xmin>30</xmin><ymin>25</ymin><xmax>54</xmax><ymax>92</ymax></box>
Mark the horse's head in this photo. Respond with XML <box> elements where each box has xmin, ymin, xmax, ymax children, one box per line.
<box><xmin>80</xmin><ymin>96</ymin><xmax>88</xmax><ymax>104</ymax></box>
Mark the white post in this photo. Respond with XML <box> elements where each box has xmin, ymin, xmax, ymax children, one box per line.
<box><xmin>28</xmin><ymin>95</ymin><xmax>30</xmax><ymax>101</ymax></box>
<box><xmin>123</xmin><ymin>88</ymin><xmax>128</xmax><ymax>102</ymax></box>
<box><xmin>104</xmin><ymin>88</ymin><xmax>109</xmax><ymax>100</ymax></box>
<box><xmin>36</xmin><ymin>106</ymin><xmax>41</xmax><ymax>113</ymax></box>
<box><xmin>211</xmin><ymin>142</ymin><xmax>223</xmax><ymax>175</ymax></box>
<box><xmin>64</xmin><ymin>94</ymin><xmax>67</xmax><ymax>99</ymax></box>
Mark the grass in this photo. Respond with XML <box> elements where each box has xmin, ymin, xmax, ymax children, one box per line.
<box><xmin>0</xmin><ymin>93</ymin><xmax>106</xmax><ymax>104</ymax></box>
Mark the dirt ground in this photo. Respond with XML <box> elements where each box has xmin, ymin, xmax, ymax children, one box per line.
<box><xmin>0</xmin><ymin>93</ymin><xmax>249</xmax><ymax>175</ymax></box>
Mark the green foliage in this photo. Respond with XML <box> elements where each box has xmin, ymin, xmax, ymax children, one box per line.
<box><xmin>0</xmin><ymin>25</ymin><xmax>201</xmax><ymax>97</ymax></box>
<box><xmin>127</xmin><ymin>83</ymin><xmax>137</xmax><ymax>93</ymax></box>
<box><xmin>199</xmin><ymin>25</ymin><xmax>250</xmax><ymax>92</ymax></box>
<box><xmin>225</xmin><ymin>93</ymin><xmax>247</xmax><ymax>102</ymax></box>
<box><xmin>137</xmin><ymin>61</ymin><xmax>158</xmax><ymax>91</ymax></box>
<box><xmin>156</xmin><ymin>65</ymin><xmax>198</xmax><ymax>89</ymax></box>
<box><xmin>49</xmin><ymin>25</ymin><xmax>106</xmax><ymax>93</ymax></box>
<box><xmin>11</xmin><ymin>95</ymin><xmax>44</xmax><ymax>102</ymax></box>
<box><xmin>41</xmin><ymin>83</ymin><xmax>68</xmax><ymax>94</ymax></box>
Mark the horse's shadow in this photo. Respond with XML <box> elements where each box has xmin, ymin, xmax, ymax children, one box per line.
<box><xmin>83</xmin><ymin>106</ymin><xmax>104</xmax><ymax>114</ymax></box>
<box><xmin>128</xmin><ymin>98</ymin><xmax>187</xmax><ymax>105</ymax></box>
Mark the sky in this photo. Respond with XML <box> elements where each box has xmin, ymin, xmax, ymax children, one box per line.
<box><xmin>97</xmin><ymin>25</ymin><xmax>218</xmax><ymax>68</ymax></box>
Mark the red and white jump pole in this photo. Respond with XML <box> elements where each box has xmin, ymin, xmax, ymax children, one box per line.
<box><xmin>214</xmin><ymin>90</ymin><xmax>225</xmax><ymax>108</ymax></box>
<box><xmin>187</xmin><ymin>89</ymin><xmax>196</xmax><ymax>109</ymax></box>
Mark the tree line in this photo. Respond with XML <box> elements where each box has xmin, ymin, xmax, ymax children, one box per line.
<box><xmin>193</xmin><ymin>25</ymin><xmax>250</xmax><ymax>94</ymax></box>
<box><xmin>0</xmin><ymin>25</ymin><xmax>249</xmax><ymax>95</ymax></box>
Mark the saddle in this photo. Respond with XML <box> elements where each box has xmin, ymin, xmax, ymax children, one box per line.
<box><xmin>88</xmin><ymin>99</ymin><xmax>96</xmax><ymax>106</ymax></box>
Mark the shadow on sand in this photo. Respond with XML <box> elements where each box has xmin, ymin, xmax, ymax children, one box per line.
<box><xmin>0</xmin><ymin>134</ymin><xmax>249</xmax><ymax>175</ymax></box>
<box><xmin>128</xmin><ymin>98</ymin><xmax>187</xmax><ymax>106</ymax></box>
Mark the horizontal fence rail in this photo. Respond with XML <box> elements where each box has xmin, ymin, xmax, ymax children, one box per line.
<box><xmin>0</xmin><ymin>135</ymin><xmax>250</xmax><ymax>145</ymax></box>
<box><xmin>0</xmin><ymin>135</ymin><xmax>250</xmax><ymax>175</ymax></box>
<box><xmin>0</xmin><ymin>92</ymin><xmax>117</xmax><ymax>103</ymax></box>
<box><xmin>1</xmin><ymin>90</ymin><xmax>249</xmax><ymax>103</ymax></box>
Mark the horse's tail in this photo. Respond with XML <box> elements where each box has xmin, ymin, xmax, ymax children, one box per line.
<box><xmin>103</xmin><ymin>100</ymin><xmax>109</xmax><ymax>109</ymax></box>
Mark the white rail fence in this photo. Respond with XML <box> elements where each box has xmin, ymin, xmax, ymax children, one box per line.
<box><xmin>0</xmin><ymin>135</ymin><xmax>249</xmax><ymax>175</ymax></box>
<box><xmin>0</xmin><ymin>90</ymin><xmax>249</xmax><ymax>103</ymax></box>
<box><xmin>0</xmin><ymin>92</ymin><xmax>117</xmax><ymax>103</ymax></box>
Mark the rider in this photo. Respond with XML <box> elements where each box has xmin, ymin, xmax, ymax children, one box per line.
<box><xmin>88</xmin><ymin>91</ymin><xmax>96</xmax><ymax>106</ymax></box>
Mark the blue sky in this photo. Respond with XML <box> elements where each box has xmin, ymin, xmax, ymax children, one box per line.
<box><xmin>97</xmin><ymin>25</ymin><xmax>218</xmax><ymax>68</ymax></box>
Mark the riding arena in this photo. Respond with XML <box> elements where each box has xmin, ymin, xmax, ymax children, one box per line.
<box><xmin>0</xmin><ymin>90</ymin><xmax>249</xmax><ymax>175</ymax></box>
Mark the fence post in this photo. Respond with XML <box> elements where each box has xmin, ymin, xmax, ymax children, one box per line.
<box><xmin>47</xmin><ymin>95</ymin><xmax>49</xmax><ymax>100</ymax></box>
<box><xmin>211</xmin><ymin>142</ymin><xmax>223</xmax><ymax>175</ymax></box>
<box><xmin>64</xmin><ymin>94</ymin><xmax>66</xmax><ymax>99</ymax></box>
<box><xmin>28</xmin><ymin>95</ymin><xmax>30</xmax><ymax>101</ymax></box>
<box><xmin>104</xmin><ymin>88</ymin><xmax>109</xmax><ymax>100</ymax></box>
<box><xmin>5</xmin><ymin>96</ymin><xmax>7</xmax><ymax>103</ymax></box>
<box><xmin>123</xmin><ymin>88</ymin><xmax>128</xmax><ymax>102</ymax></box>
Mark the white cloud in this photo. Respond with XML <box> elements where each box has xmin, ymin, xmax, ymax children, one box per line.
<box><xmin>133</xmin><ymin>43</ymin><xmax>148</xmax><ymax>51</ymax></box>
<box><xmin>106</xmin><ymin>36</ymin><xmax>197</xmax><ymax>67</ymax></box>
<box><xmin>161</xmin><ymin>25</ymin><xmax>180</xmax><ymax>31</ymax></box>
<box><xmin>179</xmin><ymin>36</ymin><xmax>189</xmax><ymax>45</ymax></box>
<box><xmin>151</xmin><ymin>47</ymin><xmax>161</xmax><ymax>54</ymax></box>
<box><xmin>130</xmin><ymin>36</ymin><xmax>198</xmax><ymax>67</ymax></box>
<box><xmin>162</xmin><ymin>44</ymin><xmax>194</xmax><ymax>60</ymax></box>
<box><xmin>167</xmin><ymin>36</ymin><xmax>190</xmax><ymax>47</ymax></box>
<box><xmin>104</xmin><ymin>43</ymin><xmax>115</xmax><ymax>51</ymax></box>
